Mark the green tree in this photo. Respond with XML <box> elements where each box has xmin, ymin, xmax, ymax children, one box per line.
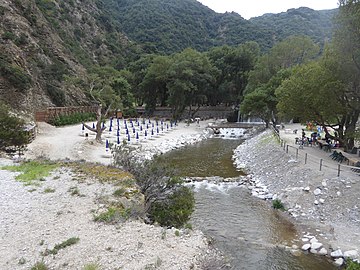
<box><xmin>167</xmin><ymin>48</ymin><xmax>217</xmax><ymax>119</ymax></box>
<box><xmin>66</xmin><ymin>66</ymin><xmax>133</xmax><ymax>141</ymax></box>
<box><xmin>242</xmin><ymin>35</ymin><xmax>320</xmax><ymax>124</ymax></box>
<box><xmin>275</xmin><ymin>60</ymin><xmax>353</xmax><ymax>148</ymax></box>
<box><xmin>0</xmin><ymin>102</ymin><xmax>29</xmax><ymax>155</ymax></box>
<box><xmin>207</xmin><ymin>42</ymin><xmax>260</xmax><ymax>106</ymax></box>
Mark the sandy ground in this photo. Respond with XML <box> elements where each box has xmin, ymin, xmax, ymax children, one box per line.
<box><xmin>25</xmin><ymin>119</ymin><xmax>213</xmax><ymax>164</ymax></box>
<box><xmin>0</xmin><ymin>119</ymin><xmax>219</xmax><ymax>270</ymax></box>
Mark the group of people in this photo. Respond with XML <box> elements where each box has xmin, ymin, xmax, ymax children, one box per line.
<box><xmin>295</xmin><ymin>129</ymin><xmax>319</xmax><ymax>147</ymax></box>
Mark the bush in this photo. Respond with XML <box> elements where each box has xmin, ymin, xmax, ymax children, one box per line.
<box><xmin>31</xmin><ymin>262</ymin><xmax>48</xmax><ymax>270</ymax></box>
<box><xmin>112</xmin><ymin>144</ymin><xmax>195</xmax><ymax>228</ymax></box>
<box><xmin>0</xmin><ymin>102</ymin><xmax>29</xmax><ymax>155</ymax></box>
<box><xmin>0</xmin><ymin>53</ymin><xmax>32</xmax><ymax>91</ymax></box>
<box><xmin>49</xmin><ymin>112</ymin><xmax>96</xmax><ymax>126</ymax></box>
<box><xmin>149</xmin><ymin>186</ymin><xmax>195</xmax><ymax>228</ymax></box>
<box><xmin>272</xmin><ymin>199</ymin><xmax>285</xmax><ymax>210</ymax></box>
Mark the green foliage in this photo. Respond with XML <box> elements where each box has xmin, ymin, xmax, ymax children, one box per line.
<box><xmin>94</xmin><ymin>206</ymin><xmax>130</xmax><ymax>223</ymax></box>
<box><xmin>2</xmin><ymin>31</ymin><xmax>16</xmax><ymax>41</ymax></box>
<box><xmin>0</xmin><ymin>102</ymin><xmax>29</xmax><ymax>154</ymax></box>
<box><xmin>2</xmin><ymin>160</ymin><xmax>58</xmax><ymax>185</ymax></box>
<box><xmin>83</xmin><ymin>263</ymin><xmax>101</xmax><ymax>270</ymax></box>
<box><xmin>96</xmin><ymin>0</ymin><xmax>334</xmax><ymax>54</ymax></box>
<box><xmin>149</xmin><ymin>186</ymin><xmax>195</xmax><ymax>228</ymax></box>
<box><xmin>49</xmin><ymin>112</ymin><xmax>96</xmax><ymax>126</ymax></box>
<box><xmin>44</xmin><ymin>237</ymin><xmax>80</xmax><ymax>255</ymax></box>
<box><xmin>346</xmin><ymin>259</ymin><xmax>360</xmax><ymax>270</ymax></box>
<box><xmin>45</xmin><ymin>83</ymin><xmax>66</xmax><ymax>106</ymax></box>
<box><xmin>0</xmin><ymin>53</ymin><xmax>31</xmax><ymax>91</ymax></box>
<box><xmin>113</xmin><ymin>144</ymin><xmax>195</xmax><ymax>228</ymax></box>
<box><xmin>31</xmin><ymin>262</ymin><xmax>48</xmax><ymax>270</ymax></box>
<box><xmin>250</xmin><ymin>7</ymin><xmax>336</xmax><ymax>49</ymax></box>
<box><xmin>272</xmin><ymin>199</ymin><xmax>285</xmax><ymax>210</ymax></box>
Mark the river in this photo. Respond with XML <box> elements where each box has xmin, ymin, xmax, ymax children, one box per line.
<box><xmin>158</xmin><ymin>137</ymin><xmax>336</xmax><ymax>270</ymax></box>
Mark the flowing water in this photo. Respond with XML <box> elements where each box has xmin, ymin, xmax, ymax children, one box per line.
<box><xmin>159</xmin><ymin>137</ymin><xmax>336</xmax><ymax>270</ymax></box>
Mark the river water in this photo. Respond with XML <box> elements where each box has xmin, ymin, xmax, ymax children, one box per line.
<box><xmin>158</xmin><ymin>138</ymin><xmax>336</xmax><ymax>270</ymax></box>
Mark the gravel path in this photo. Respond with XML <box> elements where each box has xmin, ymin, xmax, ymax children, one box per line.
<box><xmin>0</xmin><ymin>162</ymin><xmax>208</xmax><ymax>270</ymax></box>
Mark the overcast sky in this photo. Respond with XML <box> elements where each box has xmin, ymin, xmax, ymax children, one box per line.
<box><xmin>196</xmin><ymin>0</ymin><xmax>339</xmax><ymax>19</ymax></box>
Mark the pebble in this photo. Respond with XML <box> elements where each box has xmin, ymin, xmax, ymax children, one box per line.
<box><xmin>301</xmin><ymin>244</ymin><xmax>311</xmax><ymax>251</ymax></box>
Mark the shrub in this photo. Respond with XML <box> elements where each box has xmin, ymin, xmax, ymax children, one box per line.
<box><xmin>31</xmin><ymin>262</ymin><xmax>48</xmax><ymax>270</ymax></box>
<box><xmin>0</xmin><ymin>102</ymin><xmax>30</xmax><ymax>155</ymax></box>
<box><xmin>2</xmin><ymin>31</ymin><xmax>16</xmax><ymax>40</ymax></box>
<box><xmin>272</xmin><ymin>199</ymin><xmax>285</xmax><ymax>210</ymax></box>
<box><xmin>49</xmin><ymin>112</ymin><xmax>96</xmax><ymax>126</ymax></box>
<box><xmin>149</xmin><ymin>186</ymin><xmax>195</xmax><ymax>228</ymax></box>
<box><xmin>94</xmin><ymin>206</ymin><xmax>130</xmax><ymax>223</ymax></box>
<box><xmin>44</xmin><ymin>237</ymin><xmax>80</xmax><ymax>255</ymax></box>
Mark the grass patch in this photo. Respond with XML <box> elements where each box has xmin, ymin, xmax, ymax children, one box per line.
<box><xmin>70</xmin><ymin>163</ymin><xmax>133</xmax><ymax>183</ymax></box>
<box><xmin>83</xmin><ymin>263</ymin><xmax>101</xmax><ymax>270</ymax></box>
<box><xmin>31</xmin><ymin>261</ymin><xmax>48</xmax><ymax>270</ymax></box>
<box><xmin>43</xmin><ymin>187</ymin><xmax>55</xmax><ymax>193</ymax></box>
<box><xmin>113</xmin><ymin>187</ymin><xmax>126</xmax><ymax>197</ymax></box>
<box><xmin>272</xmin><ymin>199</ymin><xmax>285</xmax><ymax>210</ymax></box>
<box><xmin>346</xmin><ymin>259</ymin><xmax>360</xmax><ymax>270</ymax></box>
<box><xmin>68</xmin><ymin>186</ymin><xmax>81</xmax><ymax>196</ymax></box>
<box><xmin>44</xmin><ymin>237</ymin><xmax>80</xmax><ymax>255</ymax></box>
<box><xmin>2</xmin><ymin>160</ymin><xmax>59</xmax><ymax>185</ymax></box>
<box><xmin>94</xmin><ymin>206</ymin><xmax>130</xmax><ymax>223</ymax></box>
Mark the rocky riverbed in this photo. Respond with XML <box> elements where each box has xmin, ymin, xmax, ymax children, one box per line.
<box><xmin>232</xmin><ymin>130</ymin><xmax>360</xmax><ymax>266</ymax></box>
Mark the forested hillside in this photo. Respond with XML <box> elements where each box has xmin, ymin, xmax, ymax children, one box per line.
<box><xmin>100</xmin><ymin>0</ymin><xmax>336</xmax><ymax>53</ymax></box>
<box><xmin>0</xmin><ymin>0</ymin><xmax>336</xmax><ymax>117</ymax></box>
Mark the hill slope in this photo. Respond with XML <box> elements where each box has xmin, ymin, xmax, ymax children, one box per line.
<box><xmin>102</xmin><ymin>0</ymin><xmax>336</xmax><ymax>53</ymax></box>
<box><xmin>0</xmin><ymin>0</ymin><xmax>336</xmax><ymax>116</ymax></box>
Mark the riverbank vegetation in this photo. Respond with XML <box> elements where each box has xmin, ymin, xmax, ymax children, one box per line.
<box><xmin>112</xmin><ymin>144</ymin><xmax>195</xmax><ymax>228</ymax></box>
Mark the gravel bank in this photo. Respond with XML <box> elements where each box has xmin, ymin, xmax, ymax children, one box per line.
<box><xmin>233</xmin><ymin>129</ymin><xmax>360</xmax><ymax>264</ymax></box>
<box><xmin>0</xmin><ymin>160</ymin><xmax>209</xmax><ymax>270</ymax></box>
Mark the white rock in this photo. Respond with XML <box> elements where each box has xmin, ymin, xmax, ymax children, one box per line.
<box><xmin>322</xmin><ymin>180</ymin><xmax>327</xmax><ymax>187</ymax></box>
<box><xmin>301</xmin><ymin>244</ymin><xmax>311</xmax><ymax>251</ymax></box>
<box><xmin>331</xmin><ymin>249</ymin><xmax>343</xmax><ymax>258</ymax></box>
<box><xmin>310</xmin><ymin>249</ymin><xmax>318</xmax><ymax>254</ymax></box>
<box><xmin>337</xmin><ymin>191</ymin><xmax>341</xmax><ymax>196</ymax></box>
<box><xmin>334</xmin><ymin>258</ymin><xmax>344</xmax><ymax>266</ymax></box>
<box><xmin>314</xmin><ymin>188</ymin><xmax>322</xmax><ymax>196</ymax></box>
<box><xmin>318</xmin><ymin>248</ymin><xmax>328</xmax><ymax>255</ymax></box>
<box><xmin>310</xmin><ymin>238</ymin><xmax>318</xmax><ymax>244</ymax></box>
<box><xmin>314</xmin><ymin>200</ymin><xmax>319</xmax><ymax>205</ymax></box>
<box><xmin>303</xmin><ymin>187</ymin><xmax>310</xmax><ymax>192</ymax></box>
<box><xmin>319</xmin><ymin>198</ymin><xmax>325</xmax><ymax>204</ymax></box>
<box><xmin>311</xmin><ymin>242</ymin><xmax>323</xmax><ymax>250</ymax></box>
<box><xmin>301</xmin><ymin>238</ymin><xmax>309</xmax><ymax>242</ymax></box>
<box><xmin>344</xmin><ymin>250</ymin><xmax>359</xmax><ymax>259</ymax></box>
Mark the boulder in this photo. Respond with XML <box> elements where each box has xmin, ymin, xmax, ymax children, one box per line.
<box><xmin>344</xmin><ymin>250</ymin><xmax>359</xmax><ymax>259</ymax></box>
<box><xmin>301</xmin><ymin>244</ymin><xmax>311</xmax><ymax>251</ymax></box>
<box><xmin>334</xmin><ymin>258</ymin><xmax>344</xmax><ymax>266</ymax></box>
<box><xmin>331</xmin><ymin>249</ymin><xmax>343</xmax><ymax>258</ymax></box>
<box><xmin>303</xmin><ymin>186</ymin><xmax>310</xmax><ymax>192</ymax></box>
<box><xmin>311</xmin><ymin>242</ymin><xmax>323</xmax><ymax>250</ymax></box>
<box><xmin>318</xmin><ymin>248</ymin><xmax>328</xmax><ymax>255</ymax></box>
<box><xmin>314</xmin><ymin>188</ymin><xmax>322</xmax><ymax>196</ymax></box>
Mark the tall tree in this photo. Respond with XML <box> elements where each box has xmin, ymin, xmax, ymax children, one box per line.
<box><xmin>242</xmin><ymin>35</ymin><xmax>320</xmax><ymax>125</ymax></box>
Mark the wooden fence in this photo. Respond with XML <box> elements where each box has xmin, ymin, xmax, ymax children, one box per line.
<box><xmin>35</xmin><ymin>106</ymin><xmax>98</xmax><ymax>122</ymax></box>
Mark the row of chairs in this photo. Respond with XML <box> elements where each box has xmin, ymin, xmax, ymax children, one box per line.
<box><xmin>329</xmin><ymin>150</ymin><xmax>348</xmax><ymax>163</ymax></box>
